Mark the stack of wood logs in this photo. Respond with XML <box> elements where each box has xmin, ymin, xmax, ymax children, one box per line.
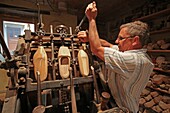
<box><xmin>139</xmin><ymin>71</ymin><xmax>170</xmax><ymax>113</ymax></box>
<box><xmin>145</xmin><ymin>39</ymin><xmax>170</xmax><ymax>50</ymax></box>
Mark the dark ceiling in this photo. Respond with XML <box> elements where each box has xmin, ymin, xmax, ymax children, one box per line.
<box><xmin>50</xmin><ymin>0</ymin><xmax>147</xmax><ymax>22</ymax></box>
<box><xmin>0</xmin><ymin>0</ymin><xmax>147</xmax><ymax>22</ymax></box>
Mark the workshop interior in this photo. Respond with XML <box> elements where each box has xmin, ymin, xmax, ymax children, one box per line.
<box><xmin>0</xmin><ymin>0</ymin><xmax>170</xmax><ymax>113</ymax></box>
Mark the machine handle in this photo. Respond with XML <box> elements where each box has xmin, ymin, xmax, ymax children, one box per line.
<box><xmin>0</xmin><ymin>31</ymin><xmax>12</xmax><ymax>60</ymax></box>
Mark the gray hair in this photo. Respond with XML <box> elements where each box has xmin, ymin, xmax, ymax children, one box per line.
<box><xmin>120</xmin><ymin>21</ymin><xmax>150</xmax><ymax>46</ymax></box>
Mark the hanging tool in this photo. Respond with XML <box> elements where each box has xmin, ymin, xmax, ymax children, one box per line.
<box><xmin>70</xmin><ymin>27</ymin><xmax>78</xmax><ymax>113</ymax></box>
<box><xmin>50</xmin><ymin>25</ymin><xmax>56</xmax><ymax>80</ymax></box>
<box><xmin>69</xmin><ymin>67</ymin><xmax>77</xmax><ymax>113</ymax></box>
<box><xmin>36</xmin><ymin>2</ymin><xmax>44</xmax><ymax>36</ymax></box>
<box><xmin>0</xmin><ymin>31</ymin><xmax>12</xmax><ymax>60</ymax></box>
<box><xmin>32</xmin><ymin>71</ymin><xmax>45</xmax><ymax>113</ymax></box>
<box><xmin>91</xmin><ymin>66</ymin><xmax>100</xmax><ymax>104</ymax></box>
<box><xmin>70</xmin><ymin>27</ymin><xmax>78</xmax><ymax>77</ymax></box>
<box><xmin>75</xmin><ymin>15</ymin><xmax>86</xmax><ymax>33</ymax></box>
<box><xmin>33</xmin><ymin>2</ymin><xmax>48</xmax><ymax>81</ymax></box>
<box><xmin>56</xmin><ymin>25</ymin><xmax>71</xmax><ymax>79</ymax></box>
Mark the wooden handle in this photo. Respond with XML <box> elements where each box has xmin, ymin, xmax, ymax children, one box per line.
<box><xmin>32</xmin><ymin>71</ymin><xmax>45</xmax><ymax>113</ymax></box>
<box><xmin>69</xmin><ymin>67</ymin><xmax>77</xmax><ymax>113</ymax></box>
<box><xmin>101</xmin><ymin>92</ymin><xmax>110</xmax><ymax>111</ymax></box>
<box><xmin>91</xmin><ymin>66</ymin><xmax>101</xmax><ymax>104</ymax></box>
<box><xmin>37</xmin><ymin>71</ymin><xmax>42</xmax><ymax>105</ymax></box>
<box><xmin>0</xmin><ymin>31</ymin><xmax>11</xmax><ymax>60</ymax></box>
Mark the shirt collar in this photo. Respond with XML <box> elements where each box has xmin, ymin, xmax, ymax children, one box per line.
<box><xmin>124</xmin><ymin>49</ymin><xmax>147</xmax><ymax>53</ymax></box>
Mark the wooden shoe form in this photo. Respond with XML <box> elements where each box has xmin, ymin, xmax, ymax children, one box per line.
<box><xmin>78</xmin><ymin>44</ymin><xmax>89</xmax><ymax>77</ymax></box>
<box><xmin>33</xmin><ymin>46</ymin><xmax>48</xmax><ymax>81</ymax></box>
<box><xmin>58</xmin><ymin>46</ymin><xmax>71</xmax><ymax>79</ymax></box>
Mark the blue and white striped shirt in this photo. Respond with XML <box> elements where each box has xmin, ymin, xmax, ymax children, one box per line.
<box><xmin>104</xmin><ymin>45</ymin><xmax>154</xmax><ymax>113</ymax></box>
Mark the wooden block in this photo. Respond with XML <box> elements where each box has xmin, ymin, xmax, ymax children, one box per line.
<box><xmin>153</xmin><ymin>95</ymin><xmax>163</xmax><ymax>104</ymax></box>
<box><xmin>139</xmin><ymin>98</ymin><xmax>146</xmax><ymax>105</ymax></box>
<box><xmin>159</xmin><ymin>101</ymin><xmax>169</xmax><ymax>110</ymax></box>
<box><xmin>150</xmin><ymin>91</ymin><xmax>159</xmax><ymax>98</ymax></box>
<box><xmin>141</xmin><ymin>89</ymin><xmax>150</xmax><ymax>96</ymax></box>
<box><xmin>144</xmin><ymin>94</ymin><xmax>152</xmax><ymax>101</ymax></box>
<box><xmin>78</xmin><ymin>49</ymin><xmax>89</xmax><ymax>77</ymax></box>
<box><xmin>144</xmin><ymin>100</ymin><xmax>155</xmax><ymax>108</ymax></box>
<box><xmin>0</xmin><ymin>69</ymin><xmax>8</xmax><ymax>101</ymax></box>
<box><xmin>152</xmin><ymin>105</ymin><xmax>162</xmax><ymax>113</ymax></box>
<box><xmin>33</xmin><ymin>46</ymin><xmax>48</xmax><ymax>81</ymax></box>
<box><xmin>162</xmin><ymin>109</ymin><xmax>170</xmax><ymax>113</ymax></box>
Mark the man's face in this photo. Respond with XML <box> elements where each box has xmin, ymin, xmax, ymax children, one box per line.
<box><xmin>115</xmin><ymin>27</ymin><xmax>134</xmax><ymax>52</ymax></box>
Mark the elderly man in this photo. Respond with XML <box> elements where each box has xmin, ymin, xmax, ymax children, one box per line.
<box><xmin>77</xmin><ymin>1</ymin><xmax>154</xmax><ymax>113</ymax></box>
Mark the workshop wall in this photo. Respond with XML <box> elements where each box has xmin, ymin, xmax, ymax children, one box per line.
<box><xmin>0</xmin><ymin>0</ymin><xmax>77</xmax><ymax>33</ymax></box>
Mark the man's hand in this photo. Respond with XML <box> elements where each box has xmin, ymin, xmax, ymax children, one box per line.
<box><xmin>85</xmin><ymin>1</ymin><xmax>97</xmax><ymax>21</ymax></box>
<box><xmin>77</xmin><ymin>31</ymin><xmax>89</xmax><ymax>42</ymax></box>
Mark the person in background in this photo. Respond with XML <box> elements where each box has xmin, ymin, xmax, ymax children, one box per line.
<box><xmin>77</xmin><ymin>1</ymin><xmax>154</xmax><ymax>113</ymax></box>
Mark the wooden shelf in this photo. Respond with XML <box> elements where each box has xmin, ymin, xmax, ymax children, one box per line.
<box><xmin>147</xmin><ymin>50</ymin><xmax>170</xmax><ymax>53</ymax></box>
<box><xmin>133</xmin><ymin>8</ymin><xmax>170</xmax><ymax>21</ymax></box>
<box><xmin>153</xmin><ymin>68</ymin><xmax>170</xmax><ymax>75</ymax></box>
<box><xmin>148</xmin><ymin>86</ymin><xmax>170</xmax><ymax>95</ymax></box>
<box><xmin>150</xmin><ymin>28</ymin><xmax>170</xmax><ymax>35</ymax></box>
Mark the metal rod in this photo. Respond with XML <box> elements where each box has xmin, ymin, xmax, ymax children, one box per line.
<box><xmin>78</xmin><ymin>15</ymin><xmax>86</xmax><ymax>29</ymax></box>
<box><xmin>75</xmin><ymin>15</ymin><xmax>86</xmax><ymax>33</ymax></box>
<box><xmin>70</xmin><ymin>27</ymin><xmax>78</xmax><ymax>77</ymax></box>
<box><xmin>37</xmin><ymin>71</ymin><xmax>42</xmax><ymax>105</ymax></box>
<box><xmin>50</xmin><ymin>25</ymin><xmax>56</xmax><ymax>80</ymax></box>
<box><xmin>0</xmin><ymin>31</ymin><xmax>12</xmax><ymax>60</ymax></box>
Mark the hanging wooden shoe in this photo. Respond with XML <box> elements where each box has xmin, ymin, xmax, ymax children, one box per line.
<box><xmin>78</xmin><ymin>44</ymin><xmax>89</xmax><ymax>77</ymax></box>
<box><xmin>33</xmin><ymin>46</ymin><xmax>48</xmax><ymax>81</ymax></box>
<box><xmin>58</xmin><ymin>46</ymin><xmax>71</xmax><ymax>79</ymax></box>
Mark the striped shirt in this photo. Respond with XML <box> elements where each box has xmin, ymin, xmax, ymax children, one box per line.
<box><xmin>104</xmin><ymin>45</ymin><xmax>154</xmax><ymax>113</ymax></box>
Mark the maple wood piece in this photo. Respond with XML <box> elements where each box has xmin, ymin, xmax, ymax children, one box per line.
<box><xmin>78</xmin><ymin>49</ymin><xmax>89</xmax><ymax>77</ymax></box>
<box><xmin>58</xmin><ymin>46</ymin><xmax>71</xmax><ymax>79</ymax></box>
<box><xmin>33</xmin><ymin>46</ymin><xmax>48</xmax><ymax>81</ymax></box>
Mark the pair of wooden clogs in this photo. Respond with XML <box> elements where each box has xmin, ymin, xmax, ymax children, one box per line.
<box><xmin>58</xmin><ymin>45</ymin><xmax>89</xmax><ymax>79</ymax></box>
